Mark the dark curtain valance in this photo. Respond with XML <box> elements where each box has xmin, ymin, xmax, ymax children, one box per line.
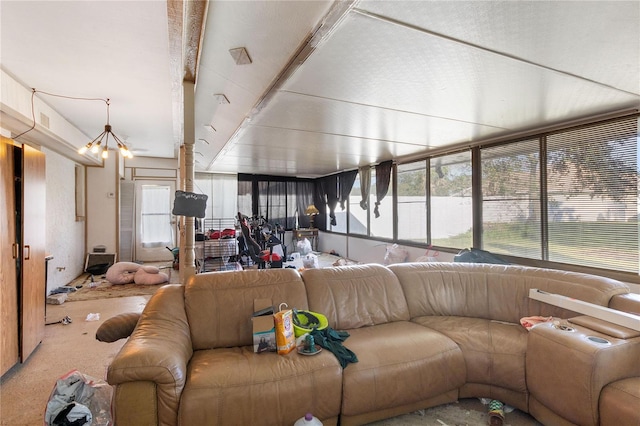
<box><xmin>339</xmin><ymin>169</ymin><xmax>358</xmax><ymax>210</ymax></box>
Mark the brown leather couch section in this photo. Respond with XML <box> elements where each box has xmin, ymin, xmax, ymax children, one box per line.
<box><xmin>179</xmin><ymin>346</ymin><xmax>342</xmax><ymax>425</ymax></box>
<box><xmin>527</xmin><ymin>323</ymin><xmax>640</xmax><ymax>426</ymax></box>
<box><xmin>107</xmin><ymin>284</ymin><xmax>192</xmax><ymax>426</ymax></box>
<box><xmin>106</xmin><ymin>263</ymin><xmax>640</xmax><ymax>426</ymax></box>
<box><xmin>184</xmin><ymin>268</ymin><xmax>309</xmax><ymax>350</ymax></box>
<box><xmin>600</xmin><ymin>377</ymin><xmax>640</xmax><ymax>426</ymax></box>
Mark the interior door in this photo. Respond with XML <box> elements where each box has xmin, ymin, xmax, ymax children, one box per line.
<box><xmin>21</xmin><ymin>144</ymin><xmax>45</xmax><ymax>361</ymax></box>
<box><xmin>134</xmin><ymin>180</ymin><xmax>176</xmax><ymax>262</ymax></box>
<box><xmin>0</xmin><ymin>137</ymin><xmax>19</xmax><ymax>376</ymax></box>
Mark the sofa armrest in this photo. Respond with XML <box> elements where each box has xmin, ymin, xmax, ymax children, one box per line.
<box><xmin>107</xmin><ymin>285</ymin><xmax>193</xmax><ymax>426</ymax></box>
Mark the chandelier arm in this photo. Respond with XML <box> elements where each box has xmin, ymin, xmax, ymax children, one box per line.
<box><xmin>90</xmin><ymin>130</ymin><xmax>107</xmax><ymax>146</ymax></box>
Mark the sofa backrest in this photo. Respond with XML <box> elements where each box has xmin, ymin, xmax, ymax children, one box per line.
<box><xmin>301</xmin><ymin>264</ymin><xmax>410</xmax><ymax>330</ymax></box>
<box><xmin>185</xmin><ymin>268</ymin><xmax>308</xmax><ymax>350</ymax></box>
<box><xmin>389</xmin><ymin>262</ymin><xmax>630</xmax><ymax>324</ymax></box>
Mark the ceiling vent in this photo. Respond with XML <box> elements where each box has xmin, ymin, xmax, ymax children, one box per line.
<box><xmin>39</xmin><ymin>112</ymin><xmax>50</xmax><ymax>129</ymax></box>
<box><xmin>229</xmin><ymin>47</ymin><xmax>252</xmax><ymax>65</ymax></box>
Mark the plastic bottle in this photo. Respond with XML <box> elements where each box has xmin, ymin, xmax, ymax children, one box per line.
<box><xmin>293</xmin><ymin>413</ymin><xmax>323</xmax><ymax>426</ymax></box>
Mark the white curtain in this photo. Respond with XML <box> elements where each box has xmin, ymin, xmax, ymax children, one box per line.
<box><xmin>141</xmin><ymin>185</ymin><xmax>173</xmax><ymax>248</ymax></box>
<box><xmin>194</xmin><ymin>173</ymin><xmax>238</xmax><ymax>218</ymax></box>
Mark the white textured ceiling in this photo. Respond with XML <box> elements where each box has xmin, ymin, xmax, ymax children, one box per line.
<box><xmin>2</xmin><ymin>1</ymin><xmax>639</xmax><ymax>178</ymax></box>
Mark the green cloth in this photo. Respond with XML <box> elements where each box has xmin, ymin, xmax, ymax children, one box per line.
<box><xmin>310</xmin><ymin>327</ymin><xmax>358</xmax><ymax>368</ymax></box>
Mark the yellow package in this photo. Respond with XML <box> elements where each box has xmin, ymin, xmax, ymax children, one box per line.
<box><xmin>274</xmin><ymin>308</ymin><xmax>295</xmax><ymax>355</ymax></box>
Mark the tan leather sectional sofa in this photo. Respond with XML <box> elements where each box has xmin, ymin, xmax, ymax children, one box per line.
<box><xmin>106</xmin><ymin>262</ymin><xmax>640</xmax><ymax>426</ymax></box>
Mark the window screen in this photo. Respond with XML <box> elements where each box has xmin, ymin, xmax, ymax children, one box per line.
<box><xmin>481</xmin><ymin>139</ymin><xmax>541</xmax><ymax>259</ymax></box>
<box><xmin>397</xmin><ymin>161</ymin><xmax>427</xmax><ymax>243</ymax></box>
<box><xmin>546</xmin><ymin>116</ymin><xmax>639</xmax><ymax>273</ymax></box>
<box><xmin>430</xmin><ymin>152</ymin><xmax>472</xmax><ymax>248</ymax></box>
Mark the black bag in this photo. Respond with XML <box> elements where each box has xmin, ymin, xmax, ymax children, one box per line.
<box><xmin>454</xmin><ymin>248</ymin><xmax>509</xmax><ymax>265</ymax></box>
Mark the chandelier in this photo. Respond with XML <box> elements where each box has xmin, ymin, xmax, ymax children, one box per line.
<box><xmin>78</xmin><ymin>99</ymin><xmax>132</xmax><ymax>159</ymax></box>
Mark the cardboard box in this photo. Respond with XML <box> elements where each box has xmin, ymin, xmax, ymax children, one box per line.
<box><xmin>252</xmin><ymin>299</ymin><xmax>276</xmax><ymax>353</ymax></box>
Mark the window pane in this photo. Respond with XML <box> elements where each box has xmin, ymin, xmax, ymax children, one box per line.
<box><xmin>481</xmin><ymin>139</ymin><xmax>541</xmax><ymax>258</ymax></box>
<box><xmin>140</xmin><ymin>185</ymin><xmax>173</xmax><ymax>247</ymax></box>
<box><xmin>430</xmin><ymin>152</ymin><xmax>472</xmax><ymax>248</ymax></box>
<box><xmin>370</xmin><ymin>168</ymin><xmax>393</xmax><ymax>239</ymax></box>
<box><xmin>348</xmin><ymin>174</ymin><xmax>368</xmax><ymax>235</ymax></box>
<box><xmin>546</xmin><ymin>117</ymin><xmax>639</xmax><ymax>273</ymax></box>
<box><xmin>237</xmin><ymin>180</ymin><xmax>252</xmax><ymax>217</ymax></box>
<box><xmin>397</xmin><ymin>161</ymin><xmax>427</xmax><ymax>243</ymax></box>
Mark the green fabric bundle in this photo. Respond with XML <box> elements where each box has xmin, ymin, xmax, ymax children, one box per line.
<box><xmin>310</xmin><ymin>327</ymin><xmax>358</xmax><ymax>368</ymax></box>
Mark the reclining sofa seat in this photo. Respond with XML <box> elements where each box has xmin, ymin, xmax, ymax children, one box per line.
<box><xmin>108</xmin><ymin>269</ymin><xmax>343</xmax><ymax>426</ymax></box>
<box><xmin>301</xmin><ymin>264</ymin><xmax>466</xmax><ymax>426</ymax></box>
<box><xmin>387</xmin><ymin>262</ymin><xmax>637</xmax><ymax>425</ymax></box>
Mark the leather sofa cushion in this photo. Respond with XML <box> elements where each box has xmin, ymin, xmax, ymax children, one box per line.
<box><xmin>340</xmin><ymin>321</ymin><xmax>465</xmax><ymax>417</ymax></box>
<box><xmin>414</xmin><ymin>316</ymin><xmax>528</xmax><ymax>394</ymax></box>
<box><xmin>389</xmin><ymin>262</ymin><xmax>630</xmax><ymax>324</ymax></box>
<box><xmin>185</xmin><ymin>268</ymin><xmax>308</xmax><ymax>350</ymax></box>
<box><xmin>302</xmin><ymin>264</ymin><xmax>410</xmax><ymax>330</ymax></box>
<box><xmin>609</xmin><ymin>293</ymin><xmax>640</xmax><ymax>315</ymax></box>
<box><xmin>600</xmin><ymin>377</ymin><xmax>640</xmax><ymax>426</ymax></box>
<box><xmin>178</xmin><ymin>346</ymin><xmax>342</xmax><ymax>425</ymax></box>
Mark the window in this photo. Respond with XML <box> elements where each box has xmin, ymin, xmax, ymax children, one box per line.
<box><xmin>397</xmin><ymin>161</ymin><xmax>427</xmax><ymax>243</ymax></box>
<box><xmin>194</xmin><ymin>173</ymin><xmax>238</xmax><ymax>219</ymax></box>
<box><xmin>546</xmin><ymin>117</ymin><xmax>639</xmax><ymax>273</ymax></box>
<box><xmin>370</xmin><ymin>168</ymin><xmax>393</xmax><ymax>239</ymax></box>
<box><xmin>140</xmin><ymin>185</ymin><xmax>173</xmax><ymax>248</ymax></box>
<box><xmin>430</xmin><ymin>152</ymin><xmax>473</xmax><ymax>248</ymax></box>
<box><xmin>348</xmin><ymin>173</ymin><xmax>368</xmax><ymax>235</ymax></box>
<box><xmin>481</xmin><ymin>139</ymin><xmax>541</xmax><ymax>259</ymax></box>
<box><xmin>258</xmin><ymin>180</ymin><xmax>287</xmax><ymax>226</ymax></box>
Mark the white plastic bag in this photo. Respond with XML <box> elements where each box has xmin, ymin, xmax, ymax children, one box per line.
<box><xmin>45</xmin><ymin>369</ymin><xmax>113</xmax><ymax>426</ymax></box>
<box><xmin>297</xmin><ymin>238</ymin><xmax>313</xmax><ymax>255</ymax></box>
<box><xmin>302</xmin><ymin>253</ymin><xmax>319</xmax><ymax>269</ymax></box>
<box><xmin>383</xmin><ymin>244</ymin><xmax>409</xmax><ymax>265</ymax></box>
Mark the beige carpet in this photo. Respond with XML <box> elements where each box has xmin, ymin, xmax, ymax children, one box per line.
<box><xmin>61</xmin><ymin>253</ymin><xmax>356</xmax><ymax>302</ymax></box>
<box><xmin>63</xmin><ymin>262</ymin><xmax>179</xmax><ymax>302</ymax></box>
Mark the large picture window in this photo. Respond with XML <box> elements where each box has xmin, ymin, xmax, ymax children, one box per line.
<box><xmin>430</xmin><ymin>152</ymin><xmax>473</xmax><ymax>248</ymax></box>
<box><xmin>397</xmin><ymin>161</ymin><xmax>427</xmax><ymax>243</ymax></box>
<box><xmin>546</xmin><ymin>117</ymin><xmax>639</xmax><ymax>273</ymax></box>
<box><xmin>481</xmin><ymin>139</ymin><xmax>541</xmax><ymax>259</ymax></box>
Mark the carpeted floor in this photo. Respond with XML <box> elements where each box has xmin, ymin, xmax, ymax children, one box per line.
<box><xmin>24</xmin><ymin>256</ymin><xmax>542</xmax><ymax>426</ymax></box>
<box><xmin>60</xmin><ymin>253</ymin><xmax>357</xmax><ymax>302</ymax></box>
<box><xmin>62</xmin><ymin>262</ymin><xmax>178</xmax><ymax>302</ymax></box>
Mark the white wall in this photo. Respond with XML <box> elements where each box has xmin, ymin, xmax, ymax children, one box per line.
<box><xmin>86</xmin><ymin>155</ymin><xmax>119</xmax><ymax>255</ymax></box>
<box><xmin>44</xmin><ymin>147</ymin><xmax>86</xmax><ymax>294</ymax></box>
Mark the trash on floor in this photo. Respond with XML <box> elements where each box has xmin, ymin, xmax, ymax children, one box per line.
<box><xmin>47</xmin><ymin>293</ymin><xmax>68</xmax><ymax>305</ymax></box>
<box><xmin>44</xmin><ymin>369</ymin><xmax>112</xmax><ymax>426</ymax></box>
<box><xmin>85</xmin><ymin>313</ymin><xmax>100</xmax><ymax>321</ymax></box>
<box><xmin>46</xmin><ymin>316</ymin><xmax>72</xmax><ymax>326</ymax></box>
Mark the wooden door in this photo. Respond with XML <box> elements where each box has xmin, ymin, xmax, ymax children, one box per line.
<box><xmin>20</xmin><ymin>144</ymin><xmax>45</xmax><ymax>361</ymax></box>
<box><xmin>0</xmin><ymin>137</ymin><xmax>19</xmax><ymax>376</ymax></box>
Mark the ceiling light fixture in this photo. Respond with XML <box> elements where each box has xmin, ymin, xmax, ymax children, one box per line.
<box><xmin>213</xmin><ymin>94</ymin><xmax>230</xmax><ymax>105</ymax></box>
<box><xmin>229</xmin><ymin>47</ymin><xmax>252</xmax><ymax>65</ymax></box>
<box><xmin>78</xmin><ymin>98</ymin><xmax>132</xmax><ymax>159</ymax></box>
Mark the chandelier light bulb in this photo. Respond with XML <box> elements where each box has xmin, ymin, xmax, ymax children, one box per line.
<box><xmin>91</xmin><ymin>144</ymin><xmax>100</xmax><ymax>154</ymax></box>
<box><xmin>101</xmin><ymin>147</ymin><xmax>109</xmax><ymax>159</ymax></box>
<box><xmin>78</xmin><ymin>145</ymin><xmax>89</xmax><ymax>154</ymax></box>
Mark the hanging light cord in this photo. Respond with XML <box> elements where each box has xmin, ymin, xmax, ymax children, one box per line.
<box><xmin>12</xmin><ymin>88</ymin><xmax>131</xmax><ymax>158</ymax></box>
<box><xmin>13</xmin><ymin>88</ymin><xmax>108</xmax><ymax>140</ymax></box>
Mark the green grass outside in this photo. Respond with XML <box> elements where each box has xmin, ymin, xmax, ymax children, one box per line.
<box><xmin>434</xmin><ymin>221</ymin><xmax>639</xmax><ymax>273</ymax></box>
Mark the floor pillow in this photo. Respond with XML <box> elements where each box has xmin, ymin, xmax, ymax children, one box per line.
<box><xmin>105</xmin><ymin>262</ymin><xmax>141</xmax><ymax>284</ymax></box>
<box><xmin>133</xmin><ymin>265</ymin><xmax>169</xmax><ymax>285</ymax></box>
